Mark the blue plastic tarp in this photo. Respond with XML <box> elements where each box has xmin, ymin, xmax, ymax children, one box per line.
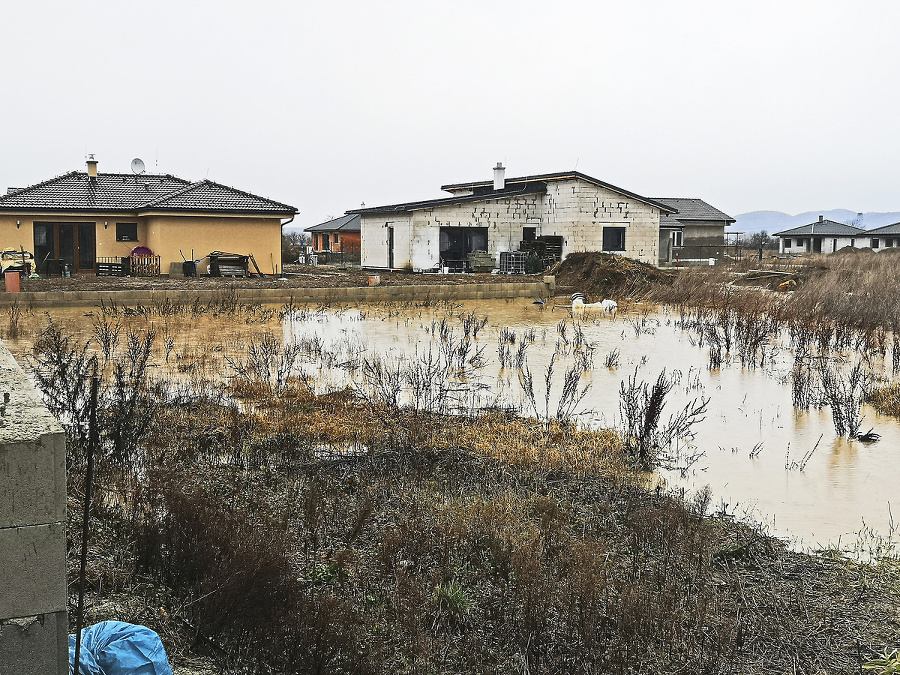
<box><xmin>69</xmin><ymin>621</ymin><xmax>173</xmax><ymax>675</ymax></box>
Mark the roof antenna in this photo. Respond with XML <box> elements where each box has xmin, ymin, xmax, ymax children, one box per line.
<box><xmin>574</xmin><ymin>157</ymin><xmax>579</xmax><ymax>171</ymax></box>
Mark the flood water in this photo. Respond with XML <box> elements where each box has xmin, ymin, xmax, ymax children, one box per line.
<box><xmin>6</xmin><ymin>297</ymin><xmax>898</xmax><ymax>554</ymax></box>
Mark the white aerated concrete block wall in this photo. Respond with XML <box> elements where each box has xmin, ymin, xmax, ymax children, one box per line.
<box><xmin>0</xmin><ymin>343</ymin><xmax>68</xmax><ymax>675</ymax></box>
<box><xmin>542</xmin><ymin>179</ymin><xmax>660</xmax><ymax>265</ymax></box>
<box><xmin>360</xmin><ymin>178</ymin><xmax>662</xmax><ymax>269</ymax></box>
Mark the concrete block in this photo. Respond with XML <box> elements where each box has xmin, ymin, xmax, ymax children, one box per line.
<box><xmin>0</xmin><ymin>434</ymin><xmax>66</xmax><ymax>528</ymax></box>
<box><xmin>0</xmin><ymin>523</ymin><xmax>66</xmax><ymax>618</ymax></box>
<box><xmin>0</xmin><ymin>611</ymin><xmax>68</xmax><ymax>675</ymax></box>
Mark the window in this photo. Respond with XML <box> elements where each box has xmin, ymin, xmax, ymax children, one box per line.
<box><xmin>333</xmin><ymin>233</ymin><xmax>339</xmax><ymax>244</ymax></box>
<box><xmin>785</xmin><ymin>238</ymin><xmax>792</xmax><ymax>248</ymax></box>
<box><xmin>671</xmin><ymin>230</ymin><xmax>683</xmax><ymax>248</ymax></box>
<box><xmin>602</xmin><ymin>226</ymin><xmax>626</xmax><ymax>252</ymax></box>
<box><xmin>872</xmin><ymin>238</ymin><xmax>880</xmax><ymax>248</ymax></box>
<box><xmin>116</xmin><ymin>222</ymin><xmax>138</xmax><ymax>242</ymax></box>
<box><xmin>522</xmin><ymin>227</ymin><xmax>536</xmax><ymax>241</ymax></box>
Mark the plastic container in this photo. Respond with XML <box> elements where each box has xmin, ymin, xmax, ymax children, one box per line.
<box><xmin>4</xmin><ymin>271</ymin><xmax>20</xmax><ymax>292</ymax></box>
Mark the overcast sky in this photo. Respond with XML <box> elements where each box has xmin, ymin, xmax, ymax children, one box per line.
<box><xmin>2</xmin><ymin>1</ymin><xmax>898</xmax><ymax>227</ymax></box>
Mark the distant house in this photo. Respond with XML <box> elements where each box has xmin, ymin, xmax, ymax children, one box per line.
<box><xmin>0</xmin><ymin>157</ymin><xmax>297</xmax><ymax>275</ymax></box>
<box><xmin>305</xmin><ymin>213</ymin><xmax>361</xmax><ymax>262</ymax></box>
<box><xmin>652</xmin><ymin>198</ymin><xmax>735</xmax><ymax>263</ymax></box>
<box><xmin>351</xmin><ymin>165</ymin><xmax>675</xmax><ymax>271</ymax></box>
<box><xmin>774</xmin><ymin>216</ymin><xmax>865</xmax><ymax>254</ymax></box>
<box><xmin>864</xmin><ymin>222</ymin><xmax>900</xmax><ymax>251</ymax></box>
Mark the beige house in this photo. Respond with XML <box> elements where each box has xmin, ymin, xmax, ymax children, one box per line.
<box><xmin>0</xmin><ymin>158</ymin><xmax>297</xmax><ymax>276</ymax></box>
<box><xmin>653</xmin><ymin>198</ymin><xmax>736</xmax><ymax>263</ymax></box>
<box><xmin>353</xmin><ymin>166</ymin><xmax>675</xmax><ymax>270</ymax></box>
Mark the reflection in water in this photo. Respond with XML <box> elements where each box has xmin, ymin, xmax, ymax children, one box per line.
<box><xmin>6</xmin><ymin>298</ymin><xmax>898</xmax><ymax>553</ymax></box>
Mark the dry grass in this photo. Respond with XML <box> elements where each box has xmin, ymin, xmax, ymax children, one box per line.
<box><xmin>50</xmin><ymin>366</ymin><xmax>900</xmax><ymax>674</ymax></box>
<box><xmin>17</xmin><ymin>259</ymin><xmax>900</xmax><ymax>673</ymax></box>
<box><xmin>866</xmin><ymin>381</ymin><xmax>900</xmax><ymax>417</ymax></box>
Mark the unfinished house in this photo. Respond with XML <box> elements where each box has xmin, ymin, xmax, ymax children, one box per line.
<box><xmin>653</xmin><ymin>198</ymin><xmax>736</xmax><ymax>263</ymax></box>
<box><xmin>354</xmin><ymin>165</ymin><xmax>675</xmax><ymax>271</ymax></box>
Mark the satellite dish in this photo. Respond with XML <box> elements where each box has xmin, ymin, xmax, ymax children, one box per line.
<box><xmin>131</xmin><ymin>158</ymin><xmax>146</xmax><ymax>174</ymax></box>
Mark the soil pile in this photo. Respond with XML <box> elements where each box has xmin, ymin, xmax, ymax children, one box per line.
<box><xmin>550</xmin><ymin>252</ymin><xmax>675</xmax><ymax>299</ymax></box>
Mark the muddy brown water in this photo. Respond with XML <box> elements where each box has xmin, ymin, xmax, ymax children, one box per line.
<box><xmin>6</xmin><ymin>298</ymin><xmax>898</xmax><ymax>554</ymax></box>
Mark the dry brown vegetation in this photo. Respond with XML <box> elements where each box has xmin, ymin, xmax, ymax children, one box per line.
<box><xmin>16</xmin><ymin>296</ymin><xmax>896</xmax><ymax>674</ymax></box>
<box><xmin>14</xmin><ymin>253</ymin><xmax>900</xmax><ymax>673</ymax></box>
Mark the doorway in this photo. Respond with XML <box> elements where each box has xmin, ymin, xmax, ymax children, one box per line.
<box><xmin>439</xmin><ymin>227</ymin><xmax>488</xmax><ymax>272</ymax></box>
<box><xmin>387</xmin><ymin>226</ymin><xmax>395</xmax><ymax>269</ymax></box>
<box><xmin>34</xmin><ymin>222</ymin><xmax>96</xmax><ymax>273</ymax></box>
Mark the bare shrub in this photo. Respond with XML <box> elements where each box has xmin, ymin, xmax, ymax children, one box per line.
<box><xmin>619</xmin><ymin>369</ymin><xmax>709</xmax><ymax>469</ymax></box>
<box><xmin>4</xmin><ymin>301</ymin><xmax>21</xmax><ymax>339</ymax></box>
<box><xmin>225</xmin><ymin>332</ymin><xmax>304</xmax><ymax>393</ymax></box>
<box><xmin>30</xmin><ymin>322</ymin><xmax>98</xmax><ymax>455</ymax></box>
<box><xmin>819</xmin><ymin>359</ymin><xmax>869</xmax><ymax>438</ymax></box>
<box><xmin>30</xmin><ymin>323</ymin><xmax>157</xmax><ymax>467</ymax></box>
<box><xmin>518</xmin><ymin>353</ymin><xmax>590</xmax><ymax>425</ymax></box>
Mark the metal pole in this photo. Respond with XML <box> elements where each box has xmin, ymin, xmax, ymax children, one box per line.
<box><xmin>72</xmin><ymin>374</ymin><xmax>99</xmax><ymax>674</ymax></box>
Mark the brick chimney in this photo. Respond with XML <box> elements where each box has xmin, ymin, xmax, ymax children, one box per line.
<box><xmin>818</xmin><ymin>215</ymin><xmax>823</xmax><ymax>222</ymax></box>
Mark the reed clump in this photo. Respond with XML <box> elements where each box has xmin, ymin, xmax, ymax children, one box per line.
<box><xmin>865</xmin><ymin>381</ymin><xmax>900</xmax><ymax>417</ymax></box>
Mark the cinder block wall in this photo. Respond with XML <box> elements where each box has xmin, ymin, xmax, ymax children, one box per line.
<box><xmin>0</xmin><ymin>342</ymin><xmax>68</xmax><ymax>675</ymax></box>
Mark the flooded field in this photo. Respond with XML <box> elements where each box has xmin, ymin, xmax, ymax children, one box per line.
<box><xmin>5</xmin><ymin>296</ymin><xmax>898</xmax><ymax>554</ymax></box>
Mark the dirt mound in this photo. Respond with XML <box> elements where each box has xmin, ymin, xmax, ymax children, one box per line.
<box><xmin>550</xmin><ymin>252</ymin><xmax>674</xmax><ymax>299</ymax></box>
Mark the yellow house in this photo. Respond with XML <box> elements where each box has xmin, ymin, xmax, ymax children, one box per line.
<box><xmin>0</xmin><ymin>158</ymin><xmax>297</xmax><ymax>276</ymax></box>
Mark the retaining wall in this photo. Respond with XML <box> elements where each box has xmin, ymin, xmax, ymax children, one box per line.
<box><xmin>0</xmin><ymin>278</ymin><xmax>555</xmax><ymax>308</ymax></box>
<box><xmin>0</xmin><ymin>342</ymin><xmax>68</xmax><ymax>675</ymax></box>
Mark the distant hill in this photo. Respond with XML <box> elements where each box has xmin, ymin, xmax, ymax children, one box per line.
<box><xmin>730</xmin><ymin>210</ymin><xmax>900</xmax><ymax>235</ymax></box>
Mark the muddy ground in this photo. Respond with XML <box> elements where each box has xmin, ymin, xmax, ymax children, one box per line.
<box><xmin>16</xmin><ymin>254</ymin><xmax>675</xmax><ymax>297</ymax></box>
<box><xmin>18</xmin><ymin>264</ymin><xmax>536</xmax><ymax>293</ymax></box>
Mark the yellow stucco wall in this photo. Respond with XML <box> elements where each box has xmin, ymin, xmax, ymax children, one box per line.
<box><xmin>143</xmin><ymin>214</ymin><xmax>282</xmax><ymax>274</ymax></box>
<box><xmin>0</xmin><ymin>213</ymin><xmax>283</xmax><ymax>275</ymax></box>
<box><xmin>0</xmin><ymin>216</ymin><xmax>34</xmax><ymax>253</ymax></box>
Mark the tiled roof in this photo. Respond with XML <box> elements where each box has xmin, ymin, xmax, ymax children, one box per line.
<box><xmin>652</xmin><ymin>198</ymin><xmax>735</xmax><ymax>223</ymax></box>
<box><xmin>659</xmin><ymin>213</ymin><xmax>684</xmax><ymax>229</ymax></box>
<box><xmin>0</xmin><ymin>171</ymin><xmax>296</xmax><ymax>215</ymax></box>
<box><xmin>306</xmin><ymin>213</ymin><xmax>361</xmax><ymax>233</ymax></box>
<box><xmin>865</xmin><ymin>221</ymin><xmax>900</xmax><ymax>236</ymax></box>
<box><xmin>773</xmin><ymin>220</ymin><xmax>864</xmax><ymax>237</ymax></box>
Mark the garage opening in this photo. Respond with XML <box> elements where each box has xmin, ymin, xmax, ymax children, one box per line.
<box><xmin>439</xmin><ymin>227</ymin><xmax>488</xmax><ymax>272</ymax></box>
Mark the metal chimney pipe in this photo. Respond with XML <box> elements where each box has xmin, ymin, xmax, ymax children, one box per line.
<box><xmin>493</xmin><ymin>162</ymin><xmax>505</xmax><ymax>191</ymax></box>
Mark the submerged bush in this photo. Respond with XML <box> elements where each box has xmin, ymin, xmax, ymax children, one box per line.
<box><xmin>618</xmin><ymin>369</ymin><xmax>709</xmax><ymax>470</ymax></box>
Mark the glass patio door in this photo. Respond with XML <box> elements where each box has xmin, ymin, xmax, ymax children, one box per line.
<box><xmin>33</xmin><ymin>222</ymin><xmax>96</xmax><ymax>273</ymax></box>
